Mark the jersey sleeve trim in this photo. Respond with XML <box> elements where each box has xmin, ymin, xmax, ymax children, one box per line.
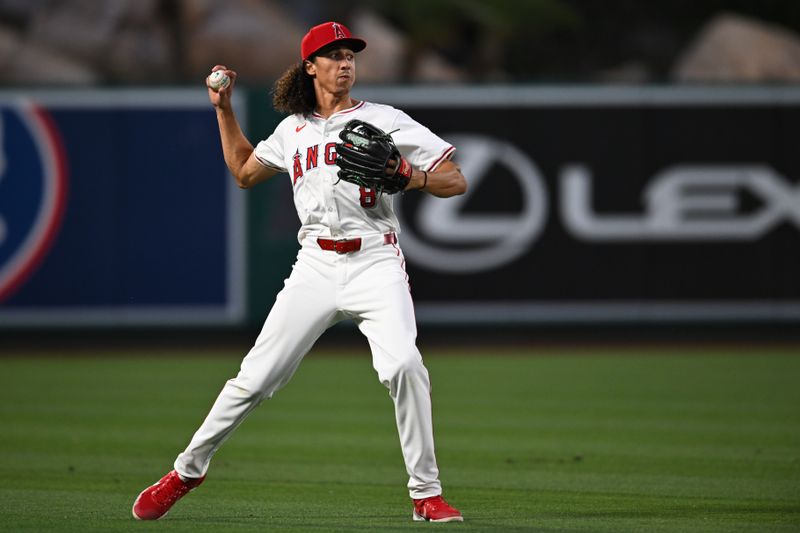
<box><xmin>254</xmin><ymin>153</ymin><xmax>284</xmax><ymax>171</ymax></box>
<box><xmin>426</xmin><ymin>145</ymin><xmax>456</xmax><ymax>172</ymax></box>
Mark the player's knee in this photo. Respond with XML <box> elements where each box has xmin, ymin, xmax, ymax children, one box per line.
<box><xmin>380</xmin><ymin>352</ymin><xmax>428</xmax><ymax>389</ymax></box>
<box><xmin>231</xmin><ymin>376</ymin><xmax>285</xmax><ymax>404</ymax></box>
<box><xmin>397</xmin><ymin>354</ymin><xmax>427</xmax><ymax>377</ymax></box>
<box><xmin>224</xmin><ymin>378</ymin><xmax>262</xmax><ymax>400</ymax></box>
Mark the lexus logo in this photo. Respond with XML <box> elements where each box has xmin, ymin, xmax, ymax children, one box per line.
<box><xmin>396</xmin><ymin>135</ymin><xmax>800</xmax><ymax>274</ymax></box>
<box><xmin>395</xmin><ymin>134</ymin><xmax>548</xmax><ymax>273</ymax></box>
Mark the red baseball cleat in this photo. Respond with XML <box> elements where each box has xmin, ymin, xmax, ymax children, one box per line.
<box><xmin>132</xmin><ymin>470</ymin><xmax>205</xmax><ymax>520</ymax></box>
<box><xmin>412</xmin><ymin>495</ymin><xmax>464</xmax><ymax>522</ymax></box>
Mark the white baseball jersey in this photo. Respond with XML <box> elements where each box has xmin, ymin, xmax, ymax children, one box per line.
<box><xmin>253</xmin><ymin>101</ymin><xmax>455</xmax><ymax>242</ymax></box>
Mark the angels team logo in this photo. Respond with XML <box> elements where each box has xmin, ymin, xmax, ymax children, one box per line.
<box><xmin>0</xmin><ymin>102</ymin><xmax>68</xmax><ymax>302</ymax></box>
<box><xmin>331</xmin><ymin>22</ymin><xmax>346</xmax><ymax>39</ymax></box>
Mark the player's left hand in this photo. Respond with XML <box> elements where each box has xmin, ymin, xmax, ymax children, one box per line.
<box><xmin>335</xmin><ymin>119</ymin><xmax>412</xmax><ymax>195</ymax></box>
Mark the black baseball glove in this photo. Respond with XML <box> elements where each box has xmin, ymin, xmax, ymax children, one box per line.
<box><xmin>335</xmin><ymin>119</ymin><xmax>412</xmax><ymax>195</ymax></box>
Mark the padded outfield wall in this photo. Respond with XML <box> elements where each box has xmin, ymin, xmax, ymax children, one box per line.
<box><xmin>1</xmin><ymin>87</ymin><xmax>799</xmax><ymax>328</ymax></box>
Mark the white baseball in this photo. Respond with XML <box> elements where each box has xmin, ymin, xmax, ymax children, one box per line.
<box><xmin>207</xmin><ymin>70</ymin><xmax>230</xmax><ymax>92</ymax></box>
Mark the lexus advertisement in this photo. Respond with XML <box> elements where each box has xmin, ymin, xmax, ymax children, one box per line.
<box><xmin>357</xmin><ymin>87</ymin><xmax>800</xmax><ymax>324</ymax></box>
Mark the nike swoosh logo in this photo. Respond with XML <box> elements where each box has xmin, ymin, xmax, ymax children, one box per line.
<box><xmin>296</xmin><ymin>123</ymin><xmax>307</xmax><ymax>132</ymax></box>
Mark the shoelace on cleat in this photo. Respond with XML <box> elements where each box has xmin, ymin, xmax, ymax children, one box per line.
<box><xmin>418</xmin><ymin>496</ymin><xmax>457</xmax><ymax>516</ymax></box>
<box><xmin>151</xmin><ymin>474</ymin><xmax>191</xmax><ymax>507</ymax></box>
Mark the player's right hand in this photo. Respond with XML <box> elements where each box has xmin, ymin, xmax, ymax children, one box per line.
<box><xmin>207</xmin><ymin>65</ymin><xmax>237</xmax><ymax>110</ymax></box>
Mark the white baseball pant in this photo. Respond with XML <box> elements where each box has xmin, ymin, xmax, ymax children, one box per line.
<box><xmin>174</xmin><ymin>232</ymin><xmax>443</xmax><ymax>499</ymax></box>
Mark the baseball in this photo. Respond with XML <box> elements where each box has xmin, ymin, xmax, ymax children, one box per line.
<box><xmin>207</xmin><ymin>70</ymin><xmax>230</xmax><ymax>92</ymax></box>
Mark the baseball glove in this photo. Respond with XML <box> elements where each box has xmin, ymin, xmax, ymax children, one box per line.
<box><xmin>335</xmin><ymin>119</ymin><xmax>412</xmax><ymax>194</ymax></box>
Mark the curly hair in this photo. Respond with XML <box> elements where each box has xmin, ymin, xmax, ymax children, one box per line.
<box><xmin>272</xmin><ymin>62</ymin><xmax>316</xmax><ymax>116</ymax></box>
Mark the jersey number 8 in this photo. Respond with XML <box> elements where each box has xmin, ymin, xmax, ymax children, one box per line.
<box><xmin>359</xmin><ymin>186</ymin><xmax>377</xmax><ymax>208</ymax></box>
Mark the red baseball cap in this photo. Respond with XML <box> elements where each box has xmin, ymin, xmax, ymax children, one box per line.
<box><xmin>301</xmin><ymin>21</ymin><xmax>366</xmax><ymax>60</ymax></box>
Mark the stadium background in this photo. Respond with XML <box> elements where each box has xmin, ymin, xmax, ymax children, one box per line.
<box><xmin>3</xmin><ymin>0</ymin><xmax>800</xmax><ymax>343</ymax></box>
<box><xmin>1</xmin><ymin>1</ymin><xmax>799</xmax><ymax>531</ymax></box>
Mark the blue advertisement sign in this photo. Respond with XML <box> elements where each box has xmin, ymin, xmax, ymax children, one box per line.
<box><xmin>0</xmin><ymin>91</ymin><xmax>245</xmax><ymax>326</ymax></box>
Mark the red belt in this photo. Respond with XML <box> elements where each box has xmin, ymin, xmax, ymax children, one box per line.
<box><xmin>317</xmin><ymin>232</ymin><xmax>397</xmax><ymax>254</ymax></box>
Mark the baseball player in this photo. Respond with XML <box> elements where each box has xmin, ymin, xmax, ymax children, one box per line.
<box><xmin>132</xmin><ymin>21</ymin><xmax>466</xmax><ymax>523</ymax></box>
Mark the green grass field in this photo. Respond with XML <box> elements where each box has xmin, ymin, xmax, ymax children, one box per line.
<box><xmin>1</xmin><ymin>346</ymin><xmax>799</xmax><ymax>532</ymax></box>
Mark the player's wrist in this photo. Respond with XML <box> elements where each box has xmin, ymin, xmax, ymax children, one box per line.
<box><xmin>408</xmin><ymin>169</ymin><xmax>427</xmax><ymax>191</ymax></box>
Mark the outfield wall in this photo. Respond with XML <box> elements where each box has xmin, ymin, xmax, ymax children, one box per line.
<box><xmin>2</xmin><ymin>87</ymin><xmax>799</xmax><ymax>327</ymax></box>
